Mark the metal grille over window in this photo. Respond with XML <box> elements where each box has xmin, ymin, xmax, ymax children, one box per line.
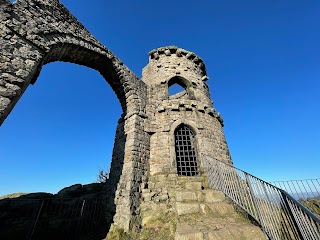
<box><xmin>174</xmin><ymin>124</ymin><xmax>199</xmax><ymax>176</ymax></box>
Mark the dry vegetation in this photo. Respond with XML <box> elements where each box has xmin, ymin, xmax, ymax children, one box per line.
<box><xmin>301</xmin><ymin>198</ymin><xmax>320</xmax><ymax>218</ymax></box>
<box><xmin>0</xmin><ymin>193</ymin><xmax>28</xmax><ymax>200</ymax></box>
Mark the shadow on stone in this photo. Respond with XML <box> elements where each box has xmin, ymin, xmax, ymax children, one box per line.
<box><xmin>0</xmin><ymin>123</ymin><xmax>126</xmax><ymax>240</ymax></box>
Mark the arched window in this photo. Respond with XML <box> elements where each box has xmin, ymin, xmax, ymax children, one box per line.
<box><xmin>174</xmin><ymin>124</ymin><xmax>199</xmax><ymax>176</ymax></box>
<box><xmin>168</xmin><ymin>82</ymin><xmax>186</xmax><ymax>96</ymax></box>
<box><xmin>168</xmin><ymin>76</ymin><xmax>192</xmax><ymax>100</ymax></box>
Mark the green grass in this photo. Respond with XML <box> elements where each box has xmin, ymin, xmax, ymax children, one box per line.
<box><xmin>137</xmin><ymin>208</ymin><xmax>176</xmax><ymax>240</ymax></box>
<box><xmin>105</xmin><ymin>226</ymin><xmax>130</xmax><ymax>240</ymax></box>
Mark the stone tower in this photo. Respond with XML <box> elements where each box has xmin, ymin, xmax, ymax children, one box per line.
<box><xmin>142</xmin><ymin>46</ymin><xmax>232</xmax><ymax>176</ymax></box>
<box><xmin>120</xmin><ymin>46</ymin><xmax>257</xmax><ymax>239</ymax></box>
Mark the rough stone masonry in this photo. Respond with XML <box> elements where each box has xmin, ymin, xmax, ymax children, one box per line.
<box><xmin>0</xmin><ymin>0</ymin><xmax>232</xmax><ymax>235</ymax></box>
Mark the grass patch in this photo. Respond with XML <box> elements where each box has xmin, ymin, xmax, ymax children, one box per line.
<box><xmin>105</xmin><ymin>226</ymin><xmax>130</xmax><ymax>240</ymax></box>
<box><xmin>137</xmin><ymin>207</ymin><xmax>176</xmax><ymax>240</ymax></box>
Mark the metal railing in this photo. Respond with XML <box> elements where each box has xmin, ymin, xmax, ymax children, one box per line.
<box><xmin>0</xmin><ymin>197</ymin><xmax>108</xmax><ymax>240</ymax></box>
<box><xmin>204</xmin><ymin>155</ymin><xmax>320</xmax><ymax>240</ymax></box>
<box><xmin>272</xmin><ymin>179</ymin><xmax>320</xmax><ymax>201</ymax></box>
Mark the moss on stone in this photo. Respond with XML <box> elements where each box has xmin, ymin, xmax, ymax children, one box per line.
<box><xmin>105</xmin><ymin>226</ymin><xmax>130</xmax><ymax>240</ymax></box>
<box><xmin>137</xmin><ymin>207</ymin><xmax>176</xmax><ymax>240</ymax></box>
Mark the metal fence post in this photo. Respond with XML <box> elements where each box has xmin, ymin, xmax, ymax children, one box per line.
<box><xmin>245</xmin><ymin>174</ymin><xmax>268</xmax><ymax>237</ymax></box>
<box><xmin>26</xmin><ymin>200</ymin><xmax>44</xmax><ymax>240</ymax></box>
<box><xmin>281</xmin><ymin>192</ymin><xmax>305</xmax><ymax>240</ymax></box>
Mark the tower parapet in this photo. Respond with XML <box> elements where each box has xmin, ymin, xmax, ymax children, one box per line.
<box><xmin>148</xmin><ymin>46</ymin><xmax>207</xmax><ymax>76</ymax></box>
<box><xmin>143</xmin><ymin>46</ymin><xmax>213</xmax><ymax>108</ymax></box>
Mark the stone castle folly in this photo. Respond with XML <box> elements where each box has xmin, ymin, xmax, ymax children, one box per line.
<box><xmin>105</xmin><ymin>46</ymin><xmax>238</xmax><ymax>238</ymax></box>
<box><xmin>0</xmin><ymin>1</ymin><xmax>265</xmax><ymax>239</ymax></box>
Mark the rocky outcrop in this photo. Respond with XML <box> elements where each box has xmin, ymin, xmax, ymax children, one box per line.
<box><xmin>0</xmin><ymin>183</ymin><xmax>108</xmax><ymax>240</ymax></box>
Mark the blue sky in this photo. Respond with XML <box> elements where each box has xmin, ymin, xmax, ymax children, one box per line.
<box><xmin>1</xmin><ymin>0</ymin><xmax>320</xmax><ymax>196</ymax></box>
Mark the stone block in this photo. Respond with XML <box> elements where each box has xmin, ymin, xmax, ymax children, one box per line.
<box><xmin>185</xmin><ymin>181</ymin><xmax>202</xmax><ymax>191</ymax></box>
<box><xmin>176</xmin><ymin>191</ymin><xmax>198</xmax><ymax>202</ymax></box>
<box><xmin>176</xmin><ymin>202</ymin><xmax>200</xmax><ymax>215</ymax></box>
<box><xmin>142</xmin><ymin>192</ymin><xmax>152</xmax><ymax>201</ymax></box>
<box><xmin>175</xmin><ymin>232</ymin><xmax>203</xmax><ymax>240</ymax></box>
<box><xmin>175</xmin><ymin>223</ymin><xmax>204</xmax><ymax>240</ymax></box>
<box><xmin>198</xmin><ymin>190</ymin><xmax>225</xmax><ymax>203</ymax></box>
<box><xmin>206</xmin><ymin>202</ymin><xmax>236</xmax><ymax>216</ymax></box>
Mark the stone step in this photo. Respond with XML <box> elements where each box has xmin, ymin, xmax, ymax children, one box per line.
<box><xmin>175</xmin><ymin>223</ymin><xmax>203</xmax><ymax>240</ymax></box>
<box><xmin>176</xmin><ymin>191</ymin><xmax>199</xmax><ymax>202</ymax></box>
<box><xmin>176</xmin><ymin>176</ymin><xmax>206</xmax><ymax>191</ymax></box>
<box><xmin>174</xmin><ymin>188</ymin><xmax>266</xmax><ymax>239</ymax></box>
<box><xmin>199</xmin><ymin>190</ymin><xmax>225</xmax><ymax>203</ymax></box>
<box><xmin>175</xmin><ymin>190</ymin><xmax>225</xmax><ymax>203</ymax></box>
<box><xmin>204</xmin><ymin>202</ymin><xmax>238</xmax><ymax>217</ymax></box>
<box><xmin>176</xmin><ymin>176</ymin><xmax>205</xmax><ymax>182</ymax></box>
<box><xmin>185</xmin><ymin>181</ymin><xmax>203</xmax><ymax>191</ymax></box>
<box><xmin>175</xmin><ymin>221</ymin><xmax>266</xmax><ymax>240</ymax></box>
<box><xmin>176</xmin><ymin>202</ymin><xmax>201</xmax><ymax>216</ymax></box>
<box><xmin>174</xmin><ymin>181</ymin><xmax>203</xmax><ymax>191</ymax></box>
<box><xmin>176</xmin><ymin>201</ymin><xmax>238</xmax><ymax>217</ymax></box>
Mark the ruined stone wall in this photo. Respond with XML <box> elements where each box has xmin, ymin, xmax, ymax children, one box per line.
<box><xmin>0</xmin><ymin>0</ymin><xmax>149</xmax><ymax>233</ymax></box>
<box><xmin>107</xmin><ymin>113</ymin><xmax>150</xmax><ymax>231</ymax></box>
<box><xmin>0</xmin><ymin>0</ymin><xmax>145</xmax><ymax>122</ymax></box>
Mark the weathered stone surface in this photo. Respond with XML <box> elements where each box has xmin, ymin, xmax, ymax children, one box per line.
<box><xmin>175</xmin><ymin>223</ymin><xmax>204</xmax><ymax>240</ymax></box>
<box><xmin>1</xmin><ymin>0</ymin><xmax>150</xmax><ymax>234</ymax></box>
<box><xmin>176</xmin><ymin>202</ymin><xmax>200</xmax><ymax>215</ymax></box>
<box><xmin>0</xmin><ymin>1</ymin><xmax>259</xmax><ymax>239</ymax></box>
<box><xmin>176</xmin><ymin>191</ymin><xmax>198</xmax><ymax>202</ymax></box>
<box><xmin>185</xmin><ymin>182</ymin><xmax>203</xmax><ymax>191</ymax></box>
<box><xmin>138</xmin><ymin>174</ymin><xmax>265</xmax><ymax>239</ymax></box>
<box><xmin>198</xmin><ymin>190</ymin><xmax>225</xmax><ymax>203</ymax></box>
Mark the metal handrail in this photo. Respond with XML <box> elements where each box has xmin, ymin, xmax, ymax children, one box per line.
<box><xmin>203</xmin><ymin>155</ymin><xmax>320</xmax><ymax>240</ymax></box>
<box><xmin>271</xmin><ymin>179</ymin><xmax>320</xmax><ymax>202</ymax></box>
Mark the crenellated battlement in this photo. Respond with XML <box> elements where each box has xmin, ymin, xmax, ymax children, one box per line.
<box><xmin>148</xmin><ymin>46</ymin><xmax>207</xmax><ymax>76</ymax></box>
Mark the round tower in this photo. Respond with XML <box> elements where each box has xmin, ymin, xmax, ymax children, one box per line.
<box><xmin>142</xmin><ymin>46</ymin><xmax>231</xmax><ymax>176</ymax></box>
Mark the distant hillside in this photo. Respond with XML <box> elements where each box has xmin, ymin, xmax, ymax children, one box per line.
<box><xmin>301</xmin><ymin>198</ymin><xmax>320</xmax><ymax>218</ymax></box>
<box><xmin>0</xmin><ymin>193</ymin><xmax>28</xmax><ymax>200</ymax></box>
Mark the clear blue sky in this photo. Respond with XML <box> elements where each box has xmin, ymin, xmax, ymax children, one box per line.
<box><xmin>1</xmin><ymin>0</ymin><xmax>320</xmax><ymax>196</ymax></box>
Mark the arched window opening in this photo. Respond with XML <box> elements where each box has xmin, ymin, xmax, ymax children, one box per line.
<box><xmin>168</xmin><ymin>82</ymin><xmax>186</xmax><ymax>96</ymax></box>
<box><xmin>168</xmin><ymin>76</ymin><xmax>190</xmax><ymax>99</ymax></box>
<box><xmin>174</xmin><ymin>124</ymin><xmax>199</xmax><ymax>176</ymax></box>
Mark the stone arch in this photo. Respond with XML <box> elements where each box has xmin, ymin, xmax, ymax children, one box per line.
<box><xmin>169</xmin><ymin>119</ymin><xmax>199</xmax><ymax>135</ymax></box>
<box><xmin>38</xmin><ymin>43</ymin><xmax>132</xmax><ymax>113</ymax></box>
<box><xmin>174</xmin><ymin>124</ymin><xmax>199</xmax><ymax>176</ymax></box>
<box><xmin>0</xmin><ymin>0</ymin><xmax>146</xmax><ymax>125</ymax></box>
<box><xmin>0</xmin><ymin>0</ymin><xmax>149</xmax><ymax>233</ymax></box>
<box><xmin>169</xmin><ymin>119</ymin><xmax>199</xmax><ymax>173</ymax></box>
<box><xmin>168</xmin><ymin>76</ymin><xmax>190</xmax><ymax>88</ymax></box>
